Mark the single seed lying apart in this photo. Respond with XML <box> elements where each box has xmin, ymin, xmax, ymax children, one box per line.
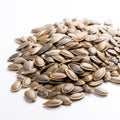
<box><xmin>8</xmin><ymin>18</ymin><xmax>120</xmax><ymax>107</ymax></box>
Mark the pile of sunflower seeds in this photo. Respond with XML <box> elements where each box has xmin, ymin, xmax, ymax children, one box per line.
<box><xmin>8</xmin><ymin>18</ymin><xmax>120</xmax><ymax>107</ymax></box>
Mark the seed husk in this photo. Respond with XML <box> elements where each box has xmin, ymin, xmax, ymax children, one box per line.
<box><xmin>80</xmin><ymin>63</ymin><xmax>96</xmax><ymax>71</ymax></box>
<box><xmin>83</xmin><ymin>84</ymin><xmax>93</xmax><ymax>93</ymax></box>
<box><xmin>94</xmin><ymin>87</ymin><xmax>108</xmax><ymax>96</ymax></box>
<box><xmin>43</xmin><ymin>99</ymin><xmax>63</xmax><ymax>107</ymax></box>
<box><xmin>8</xmin><ymin>64</ymin><xmax>23</xmax><ymax>71</ymax></box>
<box><xmin>69</xmin><ymin>92</ymin><xmax>85</xmax><ymax>100</ymax></box>
<box><xmin>93</xmin><ymin>67</ymin><xmax>106</xmax><ymax>80</ymax></box>
<box><xmin>23</xmin><ymin>61</ymin><xmax>34</xmax><ymax>71</ymax></box>
<box><xmin>11</xmin><ymin>81</ymin><xmax>22</xmax><ymax>92</ymax></box>
<box><xmin>33</xmin><ymin>75</ymin><xmax>50</xmax><ymax>83</ymax></box>
<box><xmin>50</xmin><ymin>33</ymin><xmax>66</xmax><ymax>43</ymax></box>
<box><xmin>62</xmin><ymin>83</ymin><xmax>74</xmax><ymax>93</ymax></box>
<box><xmin>30</xmin><ymin>81</ymin><xmax>39</xmax><ymax>90</ymax></box>
<box><xmin>22</xmin><ymin>77</ymin><xmax>31</xmax><ymax>88</ymax></box>
<box><xmin>45</xmin><ymin>50</ymin><xmax>60</xmax><ymax>56</ymax></box>
<box><xmin>52</xmin><ymin>55</ymin><xmax>66</xmax><ymax>63</ymax></box>
<box><xmin>68</xmin><ymin>63</ymin><xmax>83</xmax><ymax>74</ymax></box>
<box><xmin>34</xmin><ymin>56</ymin><xmax>45</xmax><ymax>67</ymax></box>
<box><xmin>38</xmin><ymin>43</ymin><xmax>53</xmax><ymax>55</ymax></box>
<box><xmin>38</xmin><ymin>89</ymin><xmax>48</xmax><ymax>98</ymax></box>
<box><xmin>8</xmin><ymin>53</ymin><xmax>22</xmax><ymax>62</ymax></box>
<box><xmin>88</xmin><ymin>79</ymin><xmax>103</xmax><ymax>87</ymax></box>
<box><xmin>65</xmin><ymin>68</ymin><xmax>78</xmax><ymax>81</ymax></box>
<box><xmin>60</xmin><ymin>50</ymin><xmax>74</xmax><ymax>58</ymax></box>
<box><xmin>13</xmin><ymin>57</ymin><xmax>26</xmax><ymax>64</ymax></box>
<box><xmin>70</xmin><ymin>86</ymin><xmax>83</xmax><ymax>94</ymax></box>
<box><xmin>108</xmin><ymin>77</ymin><xmax>120</xmax><ymax>84</ymax></box>
<box><xmin>50</xmin><ymin>73</ymin><xmax>67</xmax><ymax>80</ymax></box>
<box><xmin>24</xmin><ymin>89</ymin><xmax>37</xmax><ymax>102</ymax></box>
<box><xmin>56</xmin><ymin>95</ymin><xmax>72</xmax><ymax>105</ymax></box>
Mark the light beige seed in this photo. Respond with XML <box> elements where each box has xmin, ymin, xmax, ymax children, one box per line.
<box><xmin>52</xmin><ymin>55</ymin><xmax>66</xmax><ymax>63</ymax></box>
<box><xmin>93</xmin><ymin>67</ymin><xmax>106</xmax><ymax>81</ymax></box>
<box><xmin>56</xmin><ymin>37</ymin><xmax>71</xmax><ymax>46</ymax></box>
<box><xmin>24</xmin><ymin>89</ymin><xmax>37</xmax><ymax>102</ymax></box>
<box><xmin>22</xmin><ymin>77</ymin><xmax>31</xmax><ymax>88</ymax></box>
<box><xmin>62</xmin><ymin>83</ymin><xmax>74</xmax><ymax>93</ymax></box>
<box><xmin>65</xmin><ymin>69</ymin><xmax>78</xmax><ymax>81</ymax></box>
<box><xmin>74</xmin><ymin>31</ymin><xmax>88</xmax><ymax>41</ymax></box>
<box><xmin>34</xmin><ymin>56</ymin><xmax>45</xmax><ymax>67</ymax></box>
<box><xmin>56</xmin><ymin>95</ymin><xmax>72</xmax><ymax>105</ymax></box>
<box><xmin>108</xmin><ymin>77</ymin><xmax>120</xmax><ymax>84</ymax></box>
<box><xmin>85</xmin><ymin>35</ymin><xmax>97</xmax><ymax>41</ymax></box>
<box><xmin>83</xmin><ymin>84</ymin><xmax>93</xmax><ymax>93</ymax></box>
<box><xmin>80</xmin><ymin>63</ymin><xmax>96</xmax><ymax>71</ymax></box>
<box><xmin>38</xmin><ymin>43</ymin><xmax>53</xmax><ymax>55</ymax></box>
<box><xmin>97</xmin><ymin>50</ymin><xmax>109</xmax><ymax>64</ymax></box>
<box><xmin>30</xmin><ymin>46</ymin><xmax>41</xmax><ymax>54</ymax></box>
<box><xmin>30</xmin><ymin>82</ymin><xmax>39</xmax><ymax>90</ymax></box>
<box><xmin>38</xmin><ymin>34</ymin><xmax>49</xmax><ymax>41</ymax></box>
<box><xmin>23</xmin><ymin>61</ymin><xmax>34</xmax><ymax>71</ymax></box>
<box><xmin>41</xmin><ymin>54</ymin><xmax>54</xmax><ymax>63</ymax></box>
<box><xmin>50</xmin><ymin>73</ymin><xmax>67</xmax><ymax>80</ymax></box>
<box><xmin>71</xmin><ymin>48</ymin><xmax>89</xmax><ymax>56</ymax></box>
<box><xmin>88</xmin><ymin>47</ymin><xmax>97</xmax><ymax>55</ymax></box>
<box><xmin>97</xmin><ymin>41</ymin><xmax>108</xmax><ymax>51</ymax></box>
<box><xmin>69</xmin><ymin>92</ymin><xmax>85</xmax><ymax>100</ymax></box>
<box><xmin>50</xmin><ymin>33</ymin><xmax>66</xmax><ymax>43</ymax></box>
<box><xmin>94</xmin><ymin>87</ymin><xmax>108</xmax><ymax>96</ymax></box>
<box><xmin>90</xmin><ymin>56</ymin><xmax>102</xmax><ymax>64</ymax></box>
<box><xmin>111</xmin><ymin>71</ymin><xmax>119</xmax><ymax>77</ymax></box>
<box><xmin>60</xmin><ymin>50</ymin><xmax>74</xmax><ymax>58</ymax></box>
<box><xmin>83</xmin><ymin>74</ymin><xmax>93</xmax><ymax>82</ymax></box>
<box><xmin>11</xmin><ymin>81</ymin><xmax>22</xmax><ymax>92</ymax></box>
<box><xmin>16</xmin><ymin>41</ymin><xmax>30</xmax><ymax>51</ymax></box>
<box><xmin>74</xmin><ymin>79</ymin><xmax>85</xmax><ymax>86</ymax></box>
<box><xmin>43</xmin><ymin>99</ymin><xmax>63</xmax><ymax>107</ymax></box>
<box><xmin>70</xmin><ymin>86</ymin><xmax>83</xmax><ymax>94</ymax></box>
<box><xmin>88</xmin><ymin>79</ymin><xmax>103</xmax><ymax>87</ymax></box>
<box><xmin>45</xmin><ymin>50</ymin><xmax>60</xmax><ymax>56</ymax></box>
<box><xmin>8</xmin><ymin>64</ymin><xmax>23</xmax><ymax>71</ymax></box>
<box><xmin>13</xmin><ymin>57</ymin><xmax>26</xmax><ymax>64</ymax></box>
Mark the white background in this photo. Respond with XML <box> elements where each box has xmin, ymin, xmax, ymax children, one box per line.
<box><xmin>0</xmin><ymin>0</ymin><xmax>120</xmax><ymax>120</ymax></box>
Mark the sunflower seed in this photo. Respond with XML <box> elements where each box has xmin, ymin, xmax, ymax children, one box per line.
<box><xmin>11</xmin><ymin>81</ymin><xmax>22</xmax><ymax>92</ymax></box>
<box><xmin>56</xmin><ymin>95</ymin><xmax>72</xmax><ymax>105</ymax></box>
<box><xmin>93</xmin><ymin>67</ymin><xmax>106</xmax><ymax>80</ymax></box>
<box><xmin>69</xmin><ymin>92</ymin><xmax>85</xmax><ymax>100</ymax></box>
<box><xmin>94</xmin><ymin>87</ymin><xmax>108</xmax><ymax>96</ymax></box>
<box><xmin>80</xmin><ymin>63</ymin><xmax>96</xmax><ymax>71</ymax></box>
<box><xmin>65</xmin><ymin>68</ymin><xmax>78</xmax><ymax>81</ymax></box>
<box><xmin>24</xmin><ymin>89</ymin><xmax>37</xmax><ymax>102</ymax></box>
<box><xmin>50</xmin><ymin>73</ymin><xmax>67</xmax><ymax>80</ymax></box>
<box><xmin>62</xmin><ymin>83</ymin><xmax>74</xmax><ymax>93</ymax></box>
<box><xmin>43</xmin><ymin>99</ymin><xmax>63</xmax><ymax>107</ymax></box>
<box><xmin>8</xmin><ymin>64</ymin><xmax>23</xmax><ymax>71</ymax></box>
<box><xmin>108</xmin><ymin>77</ymin><xmax>120</xmax><ymax>84</ymax></box>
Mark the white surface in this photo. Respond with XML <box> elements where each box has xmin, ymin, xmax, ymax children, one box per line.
<box><xmin>0</xmin><ymin>0</ymin><xmax>120</xmax><ymax>120</ymax></box>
